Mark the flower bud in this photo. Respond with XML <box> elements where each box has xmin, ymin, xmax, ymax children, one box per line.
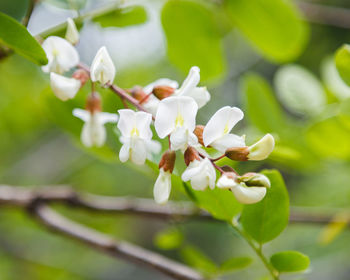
<box><xmin>65</xmin><ymin>18</ymin><xmax>79</xmax><ymax>45</ymax></box>
<box><xmin>248</xmin><ymin>134</ymin><xmax>275</xmax><ymax>161</ymax></box>
<box><xmin>85</xmin><ymin>93</ymin><xmax>102</xmax><ymax>114</ymax></box>
<box><xmin>72</xmin><ymin>69</ymin><xmax>89</xmax><ymax>87</ymax></box>
<box><xmin>194</xmin><ymin>125</ymin><xmax>205</xmax><ymax>146</ymax></box>
<box><xmin>225</xmin><ymin>147</ymin><xmax>249</xmax><ymax>161</ymax></box>
<box><xmin>152</xmin><ymin>85</ymin><xmax>175</xmax><ymax>100</ymax></box>
<box><xmin>240</xmin><ymin>173</ymin><xmax>271</xmax><ymax>188</ymax></box>
<box><xmin>184</xmin><ymin>146</ymin><xmax>200</xmax><ymax>166</ymax></box>
<box><xmin>50</xmin><ymin>72</ymin><xmax>81</xmax><ymax>101</ymax></box>
<box><xmin>159</xmin><ymin>150</ymin><xmax>176</xmax><ymax>173</ymax></box>
<box><xmin>90</xmin><ymin>46</ymin><xmax>116</xmax><ymax>85</ymax></box>
<box><xmin>130</xmin><ymin>86</ymin><xmax>149</xmax><ymax>103</ymax></box>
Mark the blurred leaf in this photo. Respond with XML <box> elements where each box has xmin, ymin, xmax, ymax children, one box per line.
<box><xmin>318</xmin><ymin>211</ymin><xmax>350</xmax><ymax>245</ymax></box>
<box><xmin>44</xmin><ymin>0</ymin><xmax>86</xmax><ymax>11</ymax></box>
<box><xmin>335</xmin><ymin>44</ymin><xmax>350</xmax><ymax>87</ymax></box>
<box><xmin>184</xmin><ymin>182</ymin><xmax>242</xmax><ymax>222</ymax></box>
<box><xmin>161</xmin><ymin>0</ymin><xmax>226</xmax><ymax>81</ymax></box>
<box><xmin>93</xmin><ymin>6</ymin><xmax>147</xmax><ymax>28</ymax></box>
<box><xmin>224</xmin><ymin>0</ymin><xmax>308</xmax><ymax>62</ymax></box>
<box><xmin>0</xmin><ymin>12</ymin><xmax>48</xmax><ymax>65</ymax></box>
<box><xmin>274</xmin><ymin>64</ymin><xmax>326</xmax><ymax>115</ymax></box>
<box><xmin>180</xmin><ymin>245</ymin><xmax>218</xmax><ymax>276</ymax></box>
<box><xmin>154</xmin><ymin>227</ymin><xmax>183</xmax><ymax>250</ymax></box>
<box><xmin>240</xmin><ymin>72</ymin><xmax>286</xmax><ymax>133</ymax></box>
<box><xmin>219</xmin><ymin>256</ymin><xmax>252</xmax><ymax>274</ymax></box>
<box><xmin>240</xmin><ymin>170</ymin><xmax>289</xmax><ymax>244</ymax></box>
<box><xmin>270</xmin><ymin>251</ymin><xmax>310</xmax><ymax>273</ymax></box>
<box><xmin>0</xmin><ymin>0</ymin><xmax>29</xmax><ymax>21</ymax></box>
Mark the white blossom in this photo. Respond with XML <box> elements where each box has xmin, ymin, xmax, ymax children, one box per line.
<box><xmin>181</xmin><ymin>158</ymin><xmax>216</xmax><ymax>190</ymax></box>
<box><xmin>90</xmin><ymin>46</ymin><xmax>116</xmax><ymax>85</ymax></box>
<box><xmin>50</xmin><ymin>72</ymin><xmax>81</xmax><ymax>101</ymax></box>
<box><xmin>153</xmin><ymin>168</ymin><xmax>172</xmax><ymax>204</ymax></box>
<box><xmin>42</xmin><ymin>36</ymin><xmax>79</xmax><ymax>74</ymax></box>
<box><xmin>155</xmin><ymin>96</ymin><xmax>198</xmax><ymax>151</ymax></box>
<box><xmin>248</xmin><ymin>134</ymin><xmax>275</xmax><ymax>160</ymax></box>
<box><xmin>73</xmin><ymin>108</ymin><xmax>118</xmax><ymax>147</ymax></box>
<box><xmin>65</xmin><ymin>18</ymin><xmax>79</xmax><ymax>45</ymax></box>
<box><xmin>203</xmin><ymin>106</ymin><xmax>245</xmax><ymax>153</ymax></box>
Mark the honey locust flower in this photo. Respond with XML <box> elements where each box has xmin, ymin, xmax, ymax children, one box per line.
<box><xmin>154</xmin><ymin>151</ymin><xmax>175</xmax><ymax>204</ymax></box>
<box><xmin>203</xmin><ymin>106</ymin><xmax>245</xmax><ymax>153</ymax></box>
<box><xmin>50</xmin><ymin>72</ymin><xmax>81</xmax><ymax>101</ymax></box>
<box><xmin>174</xmin><ymin>66</ymin><xmax>210</xmax><ymax>108</ymax></box>
<box><xmin>117</xmin><ymin>109</ymin><xmax>160</xmax><ymax>165</ymax></box>
<box><xmin>90</xmin><ymin>46</ymin><xmax>116</xmax><ymax>85</ymax></box>
<box><xmin>65</xmin><ymin>18</ymin><xmax>79</xmax><ymax>45</ymax></box>
<box><xmin>155</xmin><ymin>96</ymin><xmax>198</xmax><ymax>151</ymax></box>
<box><xmin>42</xmin><ymin>36</ymin><xmax>79</xmax><ymax>74</ymax></box>
<box><xmin>73</xmin><ymin>108</ymin><xmax>118</xmax><ymax>147</ymax></box>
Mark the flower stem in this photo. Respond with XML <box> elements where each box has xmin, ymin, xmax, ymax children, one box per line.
<box><xmin>231</xmin><ymin>224</ymin><xmax>279</xmax><ymax>280</ymax></box>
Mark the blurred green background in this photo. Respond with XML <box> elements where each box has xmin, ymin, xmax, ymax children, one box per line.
<box><xmin>1</xmin><ymin>0</ymin><xmax>350</xmax><ymax>279</ymax></box>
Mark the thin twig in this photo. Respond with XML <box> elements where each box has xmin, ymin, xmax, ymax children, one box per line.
<box><xmin>22</xmin><ymin>0</ymin><xmax>37</xmax><ymax>27</ymax></box>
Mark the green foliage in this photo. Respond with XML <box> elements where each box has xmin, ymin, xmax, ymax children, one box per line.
<box><xmin>224</xmin><ymin>0</ymin><xmax>308</xmax><ymax>62</ymax></box>
<box><xmin>0</xmin><ymin>12</ymin><xmax>48</xmax><ymax>65</ymax></box>
<box><xmin>270</xmin><ymin>251</ymin><xmax>310</xmax><ymax>273</ymax></box>
<box><xmin>154</xmin><ymin>227</ymin><xmax>183</xmax><ymax>250</ymax></box>
<box><xmin>240</xmin><ymin>72</ymin><xmax>286</xmax><ymax>133</ymax></box>
<box><xmin>161</xmin><ymin>0</ymin><xmax>226</xmax><ymax>81</ymax></box>
<box><xmin>240</xmin><ymin>170</ymin><xmax>289</xmax><ymax>244</ymax></box>
<box><xmin>44</xmin><ymin>0</ymin><xmax>87</xmax><ymax>10</ymax></box>
<box><xmin>335</xmin><ymin>44</ymin><xmax>350</xmax><ymax>86</ymax></box>
<box><xmin>219</xmin><ymin>256</ymin><xmax>252</xmax><ymax>273</ymax></box>
<box><xmin>93</xmin><ymin>6</ymin><xmax>147</xmax><ymax>28</ymax></box>
<box><xmin>0</xmin><ymin>0</ymin><xmax>29</xmax><ymax>21</ymax></box>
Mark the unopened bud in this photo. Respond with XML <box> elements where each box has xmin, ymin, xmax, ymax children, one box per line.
<box><xmin>225</xmin><ymin>147</ymin><xmax>249</xmax><ymax>161</ymax></box>
<box><xmin>159</xmin><ymin>150</ymin><xmax>176</xmax><ymax>173</ymax></box>
<box><xmin>130</xmin><ymin>86</ymin><xmax>149</xmax><ymax>103</ymax></box>
<box><xmin>65</xmin><ymin>18</ymin><xmax>79</xmax><ymax>45</ymax></box>
<box><xmin>85</xmin><ymin>92</ymin><xmax>102</xmax><ymax>114</ymax></box>
<box><xmin>72</xmin><ymin>69</ymin><xmax>89</xmax><ymax>87</ymax></box>
<box><xmin>194</xmin><ymin>125</ymin><xmax>205</xmax><ymax>146</ymax></box>
<box><xmin>152</xmin><ymin>85</ymin><xmax>175</xmax><ymax>100</ymax></box>
<box><xmin>184</xmin><ymin>147</ymin><xmax>200</xmax><ymax>166</ymax></box>
<box><xmin>240</xmin><ymin>172</ymin><xmax>271</xmax><ymax>188</ymax></box>
<box><xmin>248</xmin><ymin>134</ymin><xmax>275</xmax><ymax>161</ymax></box>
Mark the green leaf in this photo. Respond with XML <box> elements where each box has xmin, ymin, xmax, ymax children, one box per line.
<box><xmin>274</xmin><ymin>64</ymin><xmax>326</xmax><ymax>115</ymax></box>
<box><xmin>93</xmin><ymin>6</ymin><xmax>147</xmax><ymax>28</ymax></box>
<box><xmin>44</xmin><ymin>0</ymin><xmax>87</xmax><ymax>11</ymax></box>
<box><xmin>240</xmin><ymin>72</ymin><xmax>286</xmax><ymax>133</ymax></box>
<box><xmin>0</xmin><ymin>11</ymin><xmax>48</xmax><ymax>65</ymax></box>
<box><xmin>154</xmin><ymin>227</ymin><xmax>183</xmax><ymax>250</ymax></box>
<box><xmin>240</xmin><ymin>170</ymin><xmax>289</xmax><ymax>244</ymax></box>
<box><xmin>335</xmin><ymin>44</ymin><xmax>350</xmax><ymax>87</ymax></box>
<box><xmin>0</xmin><ymin>0</ymin><xmax>29</xmax><ymax>21</ymax></box>
<box><xmin>224</xmin><ymin>0</ymin><xmax>308</xmax><ymax>62</ymax></box>
<box><xmin>184</xmin><ymin>182</ymin><xmax>242</xmax><ymax>222</ymax></box>
<box><xmin>219</xmin><ymin>256</ymin><xmax>252</xmax><ymax>274</ymax></box>
<box><xmin>161</xmin><ymin>0</ymin><xmax>226</xmax><ymax>81</ymax></box>
<box><xmin>270</xmin><ymin>251</ymin><xmax>310</xmax><ymax>273</ymax></box>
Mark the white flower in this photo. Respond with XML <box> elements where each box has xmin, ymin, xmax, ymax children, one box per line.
<box><xmin>203</xmin><ymin>106</ymin><xmax>245</xmax><ymax>153</ymax></box>
<box><xmin>181</xmin><ymin>158</ymin><xmax>216</xmax><ymax>190</ymax></box>
<box><xmin>90</xmin><ymin>46</ymin><xmax>116</xmax><ymax>85</ymax></box>
<box><xmin>42</xmin><ymin>36</ymin><xmax>79</xmax><ymax>74</ymax></box>
<box><xmin>154</xmin><ymin>168</ymin><xmax>172</xmax><ymax>204</ymax></box>
<box><xmin>217</xmin><ymin>173</ymin><xmax>267</xmax><ymax>204</ymax></box>
<box><xmin>117</xmin><ymin>109</ymin><xmax>159</xmax><ymax>165</ymax></box>
<box><xmin>174</xmin><ymin>66</ymin><xmax>210</xmax><ymax>108</ymax></box>
<box><xmin>155</xmin><ymin>96</ymin><xmax>198</xmax><ymax>151</ymax></box>
<box><xmin>50</xmin><ymin>72</ymin><xmax>81</xmax><ymax>101</ymax></box>
<box><xmin>248</xmin><ymin>134</ymin><xmax>275</xmax><ymax>160</ymax></box>
<box><xmin>73</xmin><ymin>108</ymin><xmax>118</xmax><ymax>147</ymax></box>
<box><xmin>65</xmin><ymin>18</ymin><xmax>79</xmax><ymax>45</ymax></box>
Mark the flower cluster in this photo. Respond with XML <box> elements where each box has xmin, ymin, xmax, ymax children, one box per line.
<box><xmin>40</xmin><ymin>18</ymin><xmax>275</xmax><ymax>205</ymax></box>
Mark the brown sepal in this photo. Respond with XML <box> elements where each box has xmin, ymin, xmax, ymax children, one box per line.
<box><xmin>194</xmin><ymin>125</ymin><xmax>205</xmax><ymax>146</ymax></box>
<box><xmin>152</xmin><ymin>85</ymin><xmax>175</xmax><ymax>100</ymax></box>
<box><xmin>184</xmin><ymin>147</ymin><xmax>200</xmax><ymax>166</ymax></box>
<box><xmin>72</xmin><ymin>69</ymin><xmax>89</xmax><ymax>87</ymax></box>
<box><xmin>85</xmin><ymin>92</ymin><xmax>102</xmax><ymax>114</ymax></box>
<box><xmin>225</xmin><ymin>147</ymin><xmax>249</xmax><ymax>161</ymax></box>
<box><xmin>159</xmin><ymin>150</ymin><xmax>176</xmax><ymax>173</ymax></box>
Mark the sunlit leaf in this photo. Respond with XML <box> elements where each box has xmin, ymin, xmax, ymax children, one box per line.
<box><xmin>154</xmin><ymin>227</ymin><xmax>183</xmax><ymax>250</ymax></box>
<box><xmin>219</xmin><ymin>256</ymin><xmax>252</xmax><ymax>274</ymax></box>
<box><xmin>270</xmin><ymin>251</ymin><xmax>310</xmax><ymax>273</ymax></box>
<box><xmin>0</xmin><ymin>0</ymin><xmax>29</xmax><ymax>21</ymax></box>
<box><xmin>335</xmin><ymin>44</ymin><xmax>350</xmax><ymax>87</ymax></box>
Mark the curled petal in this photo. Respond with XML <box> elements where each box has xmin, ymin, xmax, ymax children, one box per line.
<box><xmin>119</xmin><ymin>143</ymin><xmax>130</xmax><ymax>163</ymax></box>
<box><xmin>232</xmin><ymin>184</ymin><xmax>267</xmax><ymax>204</ymax></box>
<box><xmin>177</xmin><ymin>66</ymin><xmax>200</xmax><ymax>95</ymax></box>
<box><xmin>50</xmin><ymin>72</ymin><xmax>81</xmax><ymax>101</ymax></box>
<box><xmin>217</xmin><ymin>174</ymin><xmax>237</xmax><ymax>189</ymax></box>
<box><xmin>211</xmin><ymin>133</ymin><xmax>245</xmax><ymax>153</ymax></box>
<box><xmin>154</xmin><ymin>169</ymin><xmax>172</xmax><ymax>204</ymax></box>
<box><xmin>130</xmin><ymin>137</ymin><xmax>148</xmax><ymax>165</ymax></box>
<box><xmin>181</xmin><ymin>160</ymin><xmax>202</xmax><ymax>182</ymax></box>
<box><xmin>203</xmin><ymin>106</ymin><xmax>244</xmax><ymax>147</ymax></box>
<box><xmin>98</xmin><ymin>112</ymin><xmax>119</xmax><ymax>124</ymax></box>
<box><xmin>73</xmin><ymin>108</ymin><xmax>90</xmax><ymax>122</ymax></box>
<box><xmin>183</xmin><ymin>87</ymin><xmax>210</xmax><ymax>108</ymax></box>
<box><xmin>81</xmin><ymin>116</ymin><xmax>106</xmax><ymax>147</ymax></box>
<box><xmin>143</xmin><ymin>78</ymin><xmax>179</xmax><ymax>94</ymax></box>
<box><xmin>65</xmin><ymin>18</ymin><xmax>79</xmax><ymax>45</ymax></box>
<box><xmin>90</xmin><ymin>46</ymin><xmax>116</xmax><ymax>85</ymax></box>
<box><xmin>117</xmin><ymin>109</ymin><xmax>136</xmax><ymax>136</ymax></box>
<box><xmin>248</xmin><ymin>134</ymin><xmax>275</xmax><ymax>160</ymax></box>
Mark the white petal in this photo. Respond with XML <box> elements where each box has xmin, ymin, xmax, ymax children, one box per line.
<box><xmin>143</xmin><ymin>95</ymin><xmax>160</xmax><ymax>116</ymax></box>
<box><xmin>183</xmin><ymin>87</ymin><xmax>210</xmax><ymax>108</ymax></box>
<box><xmin>154</xmin><ymin>169</ymin><xmax>172</xmax><ymax>204</ymax></box>
<box><xmin>191</xmin><ymin>174</ymin><xmax>209</xmax><ymax>191</ymax></box>
<box><xmin>135</xmin><ymin>111</ymin><xmax>153</xmax><ymax>139</ymax></box>
<box><xmin>181</xmin><ymin>160</ymin><xmax>202</xmax><ymax>182</ymax></box>
<box><xmin>73</xmin><ymin>108</ymin><xmax>90</xmax><ymax>122</ymax></box>
<box><xmin>177</xmin><ymin>96</ymin><xmax>198</xmax><ymax>132</ymax></box>
<box><xmin>177</xmin><ymin>66</ymin><xmax>200</xmax><ymax>95</ymax></box>
<box><xmin>119</xmin><ymin>142</ymin><xmax>130</xmax><ymax>163</ymax></box>
<box><xmin>117</xmin><ymin>109</ymin><xmax>136</xmax><ymax>136</ymax></box>
<box><xmin>154</xmin><ymin>97</ymin><xmax>178</xmax><ymax>138</ymax></box>
<box><xmin>248</xmin><ymin>134</ymin><xmax>275</xmax><ymax>161</ymax></box>
<box><xmin>98</xmin><ymin>112</ymin><xmax>119</xmax><ymax>124</ymax></box>
<box><xmin>90</xmin><ymin>46</ymin><xmax>116</xmax><ymax>85</ymax></box>
<box><xmin>143</xmin><ymin>78</ymin><xmax>179</xmax><ymax>94</ymax></box>
<box><xmin>90</xmin><ymin>115</ymin><xmax>106</xmax><ymax>147</ymax></box>
<box><xmin>211</xmin><ymin>133</ymin><xmax>246</xmax><ymax>153</ymax></box>
<box><xmin>130</xmin><ymin>138</ymin><xmax>147</xmax><ymax>165</ymax></box>
<box><xmin>203</xmin><ymin>106</ymin><xmax>244</xmax><ymax>147</ymax></box>
<box><xmin>232</xmin><ymin>184</ymin><xmax>267</xmax><ymax>204</ymax></box>
<box><xmin>50</xmin><ymin>72</ymin><xmax>81</xmax><ymax>101</ymax></box>
<box><xmin>65</xmin><ymin>18</ymin><xmax>79</xmax><ymax>45</ymax></box>
<box><xmin>170</xmin><ymin>126</ymin><xmax>188</xmax><ymax>151</ymax></box>
<box><xmin>81</xmin><ymin>122</ymin><xmax>93</xmax><ymax>147</ymax></box>
<box><xmin>217</xmin><ymin>174</ymin><xmax>237</xmax><ymax>189</ymax></box>
<box><xmin>146</xmin><ymin>139</ymin><xmax>162</xmax><ymax>155</ymax></box>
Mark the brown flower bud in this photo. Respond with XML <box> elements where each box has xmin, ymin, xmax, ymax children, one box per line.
<box><xmin>159</xmin><ymin>150</ymin><xmax>176</xmax><ymax>173</ymax></box>
<box><xmin>130</xmin><ymin>86</ymin><xmax>148</xmax><ymax>102</ymax></box>
<box><xmin>225</xmin><ymin>147</ymin><xmax>249</xmax><ymax>161</ymax></box>
<box><xmin>184</xmin><ymin>147</ymin><xmax>200</xmax><ymax>166</ymax></box>
<box><xmin>194</xmin><ymin>125</ymin><xmax>205</xmax><ymax>146</ymax></box>
<box><xmin>152</xmin><ymin>85</ymin><xmax>175</xmax><ymax>100</ymax></box>
<box><xmin>85</xmin><ymin>92</ymin><xmax>102</xmax><ymax>114</ymax></box>
<box><xmin>72</xmin><ymin>69</ymin><xmax>89</xmax><ymax>87</ymax></box>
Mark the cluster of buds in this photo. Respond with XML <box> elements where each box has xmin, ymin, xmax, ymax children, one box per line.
<box><xmin>40</xmin><ymin>17</ymin><xmax>275</xmax><ymax>205</ymax></box>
